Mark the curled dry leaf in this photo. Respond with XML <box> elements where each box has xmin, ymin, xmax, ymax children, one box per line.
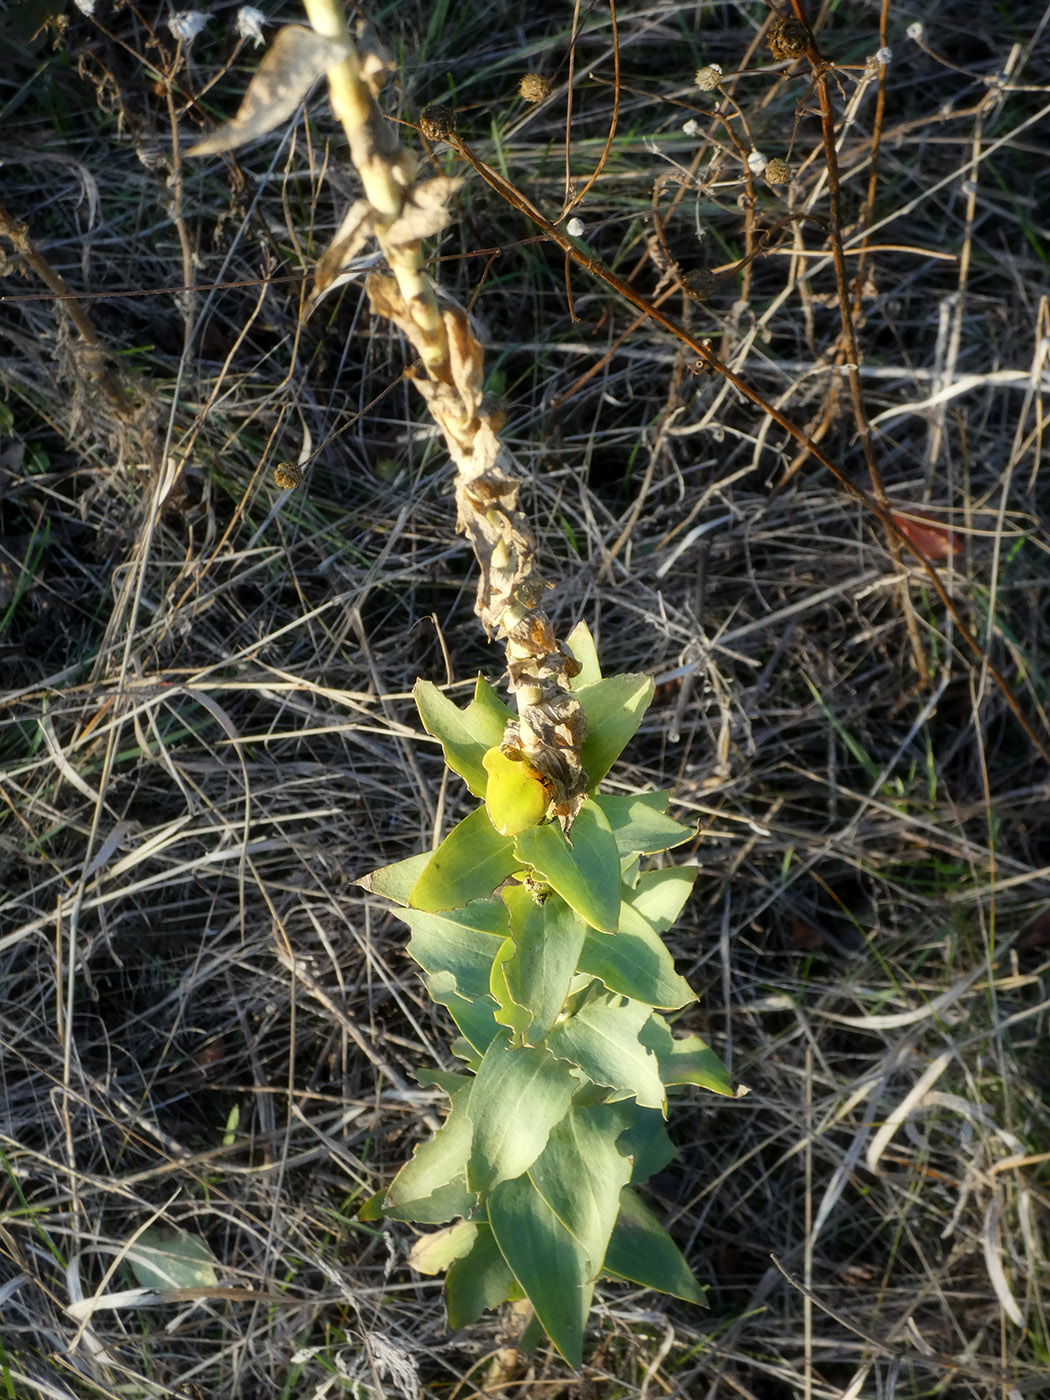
<box><xmin>890</xmin><ymin>510</ymin><xmax>960</xmax><ymax>562</ymax></box>
<box><xmin>312</xmin><ymin>200</ymin><xmax>375</xmax><ymax>305</ymax></box>
<box><xmin>187</xmin><ymin>25</ymin><xmax>349</xmax><ymax>156</ymax></box>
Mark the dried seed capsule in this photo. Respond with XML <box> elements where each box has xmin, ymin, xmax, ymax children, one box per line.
<box><xmin>681</xmin><ymin>268</ymin><xmax>714</xmax><ymax>301</ymax></box>
<box><xmin>694</xmin><ymin>63</ymin><xmax>723</xmax><ymax>92</ymax></box>
<box><xmin>273</xmin><ymin>461</ymin><xmax>303</xmax><ymax>490</ymax></box>
<box><xmin>765</xmin><ymin>157</ymin><xmax>791</xmax><ymax>185</ymax></box>
<box><xmin>768</xmin><ymin>16</ymin><xmax>811</xmax><ymax>60</ymax></box>
<box><xmin>518</xmin><ymin>73</ymin><xmax>552</xmax><ymax>103</ymax></box>
<box><xmin>420</xmin><ymin>104</ymin><xmax>457</xmax><ymax>142</ymax></box>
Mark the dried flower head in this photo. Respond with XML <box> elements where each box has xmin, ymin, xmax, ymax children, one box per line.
<box><xmin>694</xmin><ymin>64</ymin><xmax>723</xmax><ymax>92</ymax></box>
<box><xmin>420</xmin><ymin>104</ymin><xmax>457</xmax><ymax>143</ymax></box>
<box><xmin>681</xmin><ymin>268</ymin><xmax>714</xmax><ymax>302</ymax></box>
<box><xmin>767</xmin><ymin>16</ymin><xmax>811</xmax><ymax>61</ymax></box>
<box><xmin>518</xmin><ymin>73</ymin><xmax>552</xmax><ymax>103</ymax></box>
<box><xmin>273</xmin><ymin>462</ymin><xmax>303</xmax><ymax>490</ymax></box>
<box><xmin>765</xmin><ymin>157</ymin><xmax>791</xmax><ymax>185</ymax></box>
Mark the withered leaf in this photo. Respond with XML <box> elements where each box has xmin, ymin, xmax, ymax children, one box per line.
<box><xmin>312</xmin><ymin>200</ymin><xmax>375</xmax><ymax>305</ymax></box>
<box><xmin>188</xmin><ymin>26</ymin><xmax>349</xmax><ymax>157</ymax></box>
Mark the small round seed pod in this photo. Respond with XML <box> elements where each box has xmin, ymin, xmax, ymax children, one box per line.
<box><xmin>681</xmin><ymin>268</ymin><xmax>715</xmax><ymax>301</ymax></box>
<box><xmin>767</xmin><ymin>16</ymin><xmax>811</xmax><ymax>60</ymax></box>
<box><xmin>765</xmin><ymin>157</ymin><xmax>791</xmax><ymax>185</ymax></box>
<box><xmin>694</xmin><ymin>63</ymin><xmax>723</xmax><ymax>92</ymax></box>
<box><xmin>420</xmin><ymin>104</ymin><xmax>457</xmax><ymax>142</ymax></box>
<box><xmin>518</xmin><ymin>73</ymin><xmax>552</xmax><ymax>103</ymax></box>
<box><xmin>273</xmin><ymin>461</ymin><xmax>303</xmax><ymax>490</ymax></box>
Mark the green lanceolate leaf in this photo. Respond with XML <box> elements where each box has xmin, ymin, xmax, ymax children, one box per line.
<box><xmin>355</xmin><ymin>850</ymin><xmax>431</xmax><ymax>905</ymax></box>
<box><xmin>627</xmin><ymin>865</ymin><xmax>697</xmax><ymax>932</ymax></box>
<box><xmin>409</xmin><ymin>1219</ymin><xmax>477</xmax><ymax>1277</ymax></box>
<box><xmin>526</xmin><ymin>1103</ymin><xmax>632</xmax><ymax>1280</ymax></box>
<box><xmin>549</xmin><ymin>994</ymin><xmax>665</xmax><ymax>1110</ymax></box>
<box><xmin>401</xmin><ymin>900</ymin><xmax>508</xmax><ymax>1002</ymax></box>
<box><xmin>614</xmin><ymin>1107</ymin><xmax>676</xmax><ymax>1184</ymax></box>
<box><xmin>514</xmin><ymin>799</ymin><xmax>620</xmax><ymax>933</ymax></box>
<box><xmin>603</xmin><ymin>1187</ymin><xmax>706</xmax><ymax>1305</ymax></box>
<box><xmin>426</xmin><ymin>970</ymin><xmax>503</xmax><ymax>1055</ymax></box>
<box><xmin>641</xmin><ymin>1013</ymin><xmax>736</xmax><ymax>1096</ymax></box>
<box><xmin>383</xmin><ymin>1088</ymin><xmax>476</xmax><ymax>1223</ymax></box>
<box><xmin>446</xmin><ymin>1223</ymin><xmax>516</xmax><ymax>1329</ymax></box>
<box><xmin>593</xmin><ymin>792</ymin><xmax>695</xmax><ymax>858</ymax></box>
<box><xmin>578</xmin><ymin>899</ymin><xmax>695</xmax><ymax>1010</ymax></box>
<box><xmin>565</xmin><ymin>620</ymin><xmax>602</xmax><ymax>689</ymax></box>
<box><xmin>575</xmin><ymin>674</ymin><xmax>654</xmax><ymax>787</ymax></box>
<box><xmin>409</xmin><ymin>806</ymin><xmax>517</xmax><ymax>911</ymax></box>
<box><xmin>482</xmin><ymin>746</ymin><xmax>550</xmax><ymax>835</ymax></box>
<box><xmin>465</xmin><ymin>1035</ymin><xmax>578</xmax><ymax>1195</ymax></box>
<box><xmin>499</xmin><ymin>889</ymin><xmax>587</xmax><ymax>1045</ymax></box>
<box><xmin>415</xmin><ymin>677</ymin><xmax>512</xmax><ymax>797</ymax></box>
<box><xmin>488</xmin><ymin>1172</ymin><xmax>592</xmax><ymax>1369</ymax></box>
<box><xmin>490</xmin><ymin>938</ymin><xmax>533</xmax><ymax>1042</ymax></box>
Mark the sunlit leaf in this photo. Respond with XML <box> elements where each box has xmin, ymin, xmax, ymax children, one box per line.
<box><xmin>446</xmin><ymin>1223</ymin><xmax>516</xmax><ymax>1328</ymax></box>
<box><xmin>415</xmin><ymin>677</ymin><xmax>511</xmax><ymax>797</ymax></box>
<box><xmin>549</xmin><ymin>994</ymin><xmax>665</xmax><ymax>1110</ymax></box>
<box><xmin>409</xmin><ymin>1219</ymin><xmax>476</xmax><ymax>1276</ymax></box>
<box><xmin>356</xmin><ymin>850</ymin><xmax>431</xmax><ymax>905</ymax></box>
<box><xmin>565</xmin><ymin>620</ymin><xmax>602</xmax><ymax>689</ymax></box>
<box><xmin>384</xmin><ymin>1089</ymin><xmax>476</xmax><ymax>1223</ymax></box>
<box><xmin>409</xmin><ymin>807</ymin><xmax>517</xmax><ymax>911</ymax></box>
<box><xmin>514</xmin><ymin>799</ymin><xmax>620</xmax><ymax>932</ymax></box>
<box><xmin>627</xmin><ymin>865</ymin><xmax>697</xmax><ymax>932</ymax></box>
<box><xmin>488</xmin><ymin>1172</ymin><xmax>591</xmax><ymax>1368</ymax></box>
<box><xmin>641</xmin><ymin>1013</ymin><xmax>736</xmax><ymax>1096</ymax></box>
<box><xmin>465</xmin><ymin>1036</ymin><xmax>577</xmax><ymax>1194</ymax></box>
<box><xmin>526</xmin><ymin>1104</ymin><xmax>632</xmax><ymax>1279</ymax></box>
<box><xmin>578</xmin><ymin>900</ymin><xmax>695</xmax><ymax>1010</ymax></box>
<box><xmin>575</xmin><ymin>674</ymin><xmax>654</xmax><ymax>786</ymax></box>
<box><xmin>594</xmin><ymin>792</ymin><xmax>694</xmax><ymax>857</ymax></box>
<box><xmin>127</xmin><ymin>1228</ymin><xmax>218</xmax><ymax>1291</ymax></box>
<box><xmin>483</xmin><ymin>746</ymin><xmax>550</xmax><ymax>835</ymax></box>
<box><xmin>603</xmin><ymin>1187</ymin><xmax>706</xmax><ymax>1304</ymax></box>
<box><xmin>500</xmin><ymin>889</ymin><xmax>586</xmax><ymax>1045</ymax></box>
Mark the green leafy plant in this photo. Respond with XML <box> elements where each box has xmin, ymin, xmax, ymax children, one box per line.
<box><xmin>358</xmin><ymin>622</ymin><xmax>735</xmax><ymax>1367</ymax></box>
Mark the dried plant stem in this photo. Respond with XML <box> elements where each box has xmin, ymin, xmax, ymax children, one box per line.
<box><xmin>302</xmin><ymin>0</ymin><xmax>587</xmax><ymax>813</ymax></box>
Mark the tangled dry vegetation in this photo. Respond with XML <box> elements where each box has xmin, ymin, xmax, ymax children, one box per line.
<box><xmin>1</xmin><ymin>1</ymin><xmax>1049</xmax><ymax>1396</ymax></box>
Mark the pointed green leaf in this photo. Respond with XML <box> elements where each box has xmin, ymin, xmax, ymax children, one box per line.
<box><xmin>483</xmin><ymin>746</ymin><xmax>550</xmax><ymax>835</ymax></box>
<box><xmin>514</xmin><ymin>799</ymin><xmax>620</xmax><ymax>933</ymax></box>
<box><xmin>127</xmin><ymin>1229</ymin><xmax>217</xmax><ymax>1291</ymax></box>
<box><xmin>446</xmin><ymin>1223</ymin><xmax>517</xmax><ymax>1328</ymax></box>
<box><xmin>576</xmin><ymin>674</ymin><xmax>654</xmax><ymax>786</ymax></box>
<box><xmin>409</xmin><ymin>807</ymin><xmax>517</xmax><ymax>911</ymax></box>
<box><xmin>565</xmin><ymin>620</ymin><xmax>602</xmax><ymax>689</ymax></box>
<box><xmin>578</xmin><ymin>901</ymin><xmax>695</xmax><ymax>1010</ymax></box>
<box><xmin>415</xmin><ymin>677</ymin><xmax>511</xmax><ymax>797</ymax></box>
<box><xmin>489</xmin><ymin>1172</ymin><xmax>591</xmax><ymax>1369</ymax></box>
<box><xmin>526</xmin><ymin>1104</ymin><xmax>632</xmax><ymax>1280</ymax></box>
<box><xmin>500</xmin><ymin>889</ymin><xmax>587</xmax><ymax>1045</ymax></box>
<box><xmin>627</xmin><ymin>865</ymin><xmax>697</xmax><ymax>933</ymax></box>
<box><xmin>490</xmin><ymin>938</ymin><xmax>532</xmax><ymax>1041</ymax></box>
<box><xmin>415</xmin><ymin>1068</ymin><xmax>473</xmax><ymax>1095</ymax></box>
<box><xmin>549</xmin><ymin>995</ymin><xmax>665</xmax><ymax>1110</ymax></box>
<box><xmin>465</xmin><ymin>1036</ymin><xmax>578</xmax><ymax>1194</ymax></box>
<box><xmin>594</xmin><ymin>792</ymin><xmax>694</xmax><ymax>857</ymax></box>
<box><xmin>356</xmin><ymin>850</ymin><xmax>431</xmax><ymax>905</ymax></box>
<box><xmin>641</xmin><ymin>1014</ymin><xmax>735</xmax><ymax>1096</ymax></box>
<box><xmin>603</xmin><ymin>1187</ymin><xmax>706</xmax><ymax>1304</ymax></box>
<box><xmin>427</xmin><ymin>971</ymin><xmax>503</xmax><ymax>1055</ymax></box>
<box><xmin>401</xmin><ymin>900</ymin><xmax>508</xmax><ymax>1003</ymax></box>
<box><xmin>614</xmin><ymin>1107</ymin><xmax>676</xmax><ymax>1184</ymax></box>
<box><xmin>409</xmin><ymin>1219</ymin><xmax>477</xmax><ymax>1277</ymax></box>
<box><xmin>384</xmin><ymin>1089</ymin><xmax>476</xmax><ymax>1223</ymax></box>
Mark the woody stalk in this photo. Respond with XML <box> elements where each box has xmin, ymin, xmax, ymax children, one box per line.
<box><xmin>302</xmin><ymin>0</ymin><xmax>589</xmax><ymax>821</ymax></box>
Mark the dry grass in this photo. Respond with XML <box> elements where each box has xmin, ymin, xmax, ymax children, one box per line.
<box><xmin>1</xmin><ymin>1</ymin><xmax>1049</xmax><ymax>1397</ymax></box>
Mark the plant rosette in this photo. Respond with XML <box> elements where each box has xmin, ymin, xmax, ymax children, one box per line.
<box><xmin>358</xmin><ymin>622</ymin><xmax>738</xmax><ymax>1367</ymax></box>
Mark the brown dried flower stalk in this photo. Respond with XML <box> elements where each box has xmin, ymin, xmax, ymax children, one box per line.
<box><xmin>302</xmin><ymin>0</ymin><xmax>587</xmax><ymax>817</ymax></box>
